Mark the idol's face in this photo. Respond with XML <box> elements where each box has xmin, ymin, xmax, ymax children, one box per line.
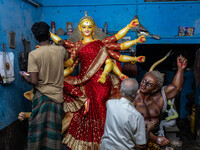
<box><xmin>79</xmin><ymin>20</ymin><xmax>95</xmax><ymax>37</ymax></box>
<box><xmin>140</xmin><ymin>74</ymin><xmax>157</xmax><ymax>94</ymax></box>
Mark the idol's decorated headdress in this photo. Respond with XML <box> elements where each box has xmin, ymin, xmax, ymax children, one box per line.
<box><xmin>68</xmin><ymin>11</ymin><xmax>108</xmax><ymax>42</ymax></box>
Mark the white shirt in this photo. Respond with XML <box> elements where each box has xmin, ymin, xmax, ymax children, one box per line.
<box><xmin>101</xmin><ymin>97</ymin><xmax>146</xmax><ymax>150</ymax></box>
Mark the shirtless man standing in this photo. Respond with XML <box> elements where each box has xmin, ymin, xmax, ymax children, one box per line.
<box><xmin>133</xmin><ymin>55</ymin><xmax>187</xmax><ymax>147</ymax></box>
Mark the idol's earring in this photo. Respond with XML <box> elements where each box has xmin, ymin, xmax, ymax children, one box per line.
<box><xmin>92</xmin><ymin>32</ymin><xmax>95</xmax><ymax>40</ymax></box>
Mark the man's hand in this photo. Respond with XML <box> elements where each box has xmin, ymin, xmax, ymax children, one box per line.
<box><xmin>146</xmin><ymin>121</ymin><xmax>156</xmax><ymax>131</ymax></box>
<box><xmin>19</xmin><ymin>71</ymin><xmax>29</xmax><ymax>78</ymax></box>
<box><xmin>58</xmin><ymin>39</ymin><xmax>65</xmax><ymax>46</ymax></box>
<box><xmin>177</xmin><ymin>55</ymin><xmax>187</xmax><ymax>70</ymax></box>
<box><xmin>19</xmin><ymin>72</ymin><xmax>38</xmax><ymax>85</ymax></box>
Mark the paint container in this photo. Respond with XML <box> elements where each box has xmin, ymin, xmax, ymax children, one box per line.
<box><xmin>170</xmin><ymin>140</ymin><xmax>182</xmax><ymax>150</ymax></box>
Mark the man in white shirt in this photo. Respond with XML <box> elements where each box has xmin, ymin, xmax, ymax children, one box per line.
<box><xmin>101</xmin><ymin>78</ymin><xmax>147</xmax><ymax>150</ymax></box>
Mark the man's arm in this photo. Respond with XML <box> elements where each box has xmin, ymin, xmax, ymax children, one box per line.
<box><xmin>146</xmin><ymin>121</ymin><xmax>156</xmax><ymax>140</ymax></box>
<box><xmin>138</xmin><ymin>121</ymin><xmax>169</xmax><ymax>148</ymax></box>
<box><xmin>20</xmin><ymin>72</ymin><xmax>38</xmax><ymax>85</ymax></box>
<box><xmin>165</xmin><ymin>55</ymin><xmax>187</xmax><ymax>99</ymax></box>
<box><xmin>58</xmin><ymin>41</ymin><xmax>69</xmax><ymax>61</ymax></box>
<box><xmin>134</xmin><ymin>116</ymin><xmax>147</xmax><ymax>150</ymax></box>
<box><xmin>64</xmin><ymin>51</ymin><xmax>68</xmax><ymax>61</ymax></box>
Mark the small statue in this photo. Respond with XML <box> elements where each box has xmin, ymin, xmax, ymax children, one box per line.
<box><xmin>158</xmin><ymin>99</ymin><xmax>179</xmax><ymax>137</ymax></box>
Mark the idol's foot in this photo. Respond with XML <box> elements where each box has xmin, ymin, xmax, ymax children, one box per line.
<box><xmin>120</xmin><ymin>74</ymin><xmax>129</xmax><ymax>80</ymax></box>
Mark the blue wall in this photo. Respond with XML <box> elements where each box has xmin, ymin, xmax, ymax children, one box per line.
<box><xmin>0</xmin><ymin>0</ymin><xmax>42</xmax><ymax>130</ymax></box>
<box><xmin>137</xmin><ymin>1</ymin><xmax>200</xmax><ymax>44</ymax></box>
<box><xmin>40</xmin><ymin>0</ymin><xmax>200</xmax><ymax>44</ymax></box>
<box><xmin>1</xmin><ymin>0</ymin><xmax>200</xmax><ymax>130</ymax></box>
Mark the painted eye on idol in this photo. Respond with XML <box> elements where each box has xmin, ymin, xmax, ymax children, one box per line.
<box><xmin>147</xmin><ymin>84</ymin><xmax>151</xmax><ymax>87</ymax></box>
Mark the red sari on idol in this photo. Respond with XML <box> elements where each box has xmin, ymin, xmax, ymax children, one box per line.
<box><xmin>62</xmin><ymin>37</ymin><xmax>122</xmax><ymax>150</ymax></box>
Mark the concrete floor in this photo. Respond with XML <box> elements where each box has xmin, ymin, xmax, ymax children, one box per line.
<box><xmin>172</xmin><ymin>119</ymin><xmax>200</xmax><ymax>150</ymax></box>
<box><xmin>1</xmin><ymin>118</ymin><xmax>200</xmax><ymax>150</ymax></box>
<box><xmin>182</xmin><ymin>140</ymin><xmax>200</xmax><ymax>150</ymax></box>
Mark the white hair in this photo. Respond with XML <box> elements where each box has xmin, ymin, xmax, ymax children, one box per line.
<box><xmin>120</xmin><ymin>78</ymin><xmax>139</xmax><ymax>101</ymax></box>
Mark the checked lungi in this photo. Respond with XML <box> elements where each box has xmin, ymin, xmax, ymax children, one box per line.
<box><xmin>27</xmin><ymin>90</ymin><xmax>63</xmax><ymax>150</ymax></box>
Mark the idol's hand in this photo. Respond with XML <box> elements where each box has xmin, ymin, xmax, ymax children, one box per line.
<box><xmin>177</xmin><ymin>55</ymin><xmax>187</xmax><ymax>70</ymax></box>
<box><xmin>18</xmin><ymin>112</ymin><xmax>31</xmax><ymax>121</ymax></box>
<box><xmin>156</xmin><ymin>136</ymin><xmax>169</xmax><ymax>146</ymax></box>
<box><xmin>137</xmin><ymin>56</ymin><xmax>146</xmax><ymax>63</ymax></box>
<box><xmin>136</xmin><ymin>35</ymin><xmax>146</xmax><ymax>43</ymax></box>
<box><xmin>131</xmin><ymin>56</ymin><xmax>145</xmax><ymax>64</ymax></box>
<box><xmin>64</xmin><ymin>58</ymin><xmax>74</xmax><ymax>67</ymax></box>
<box><xmin>18</xmin><ymin>112</ymin><xmax>25</xmax><ymax>121</ymax></box>
<box><xmin>64</xmin><ymin>67</ymin><xmax>74</xmax><ymax>77</ymax></box>
<box><xmin>97</xmin><ymin>72</ymin><xmax>107</xmax><ymax>84</ymax></box>
<box><xmin>128</xmin><ymin>19</ymin><xmax>139</xmax><ymax>28</ymax></box>
<box><xmin>50</xmin><ymin>32</ymin><xmax>62</xmax><ymax>45</ymax></box>
<box><xmin>24</xmin><ymin>89</ymin><xmax>34</xmax><ymax>101</ymax></box>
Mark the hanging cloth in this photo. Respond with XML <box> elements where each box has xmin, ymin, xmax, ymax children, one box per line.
<box><xmin>0</xmin><ymin>43</ymin><xmax>15</xmax><ymax>84</ymax></box>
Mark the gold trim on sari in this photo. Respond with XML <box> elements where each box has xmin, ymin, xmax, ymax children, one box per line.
<box><xmin>62</xmin><ymin>112</ymin><xmax>73</xmax><ymax>134</ymax></box>
<box><xmin>63</xmin><ymin>94</ymin><xmax>87</xmax><ymax>113</ymax></box>
<box><xmin>62</xmin><ymin>134</ymin><xmax>100</xmax><ymax>150</ymax></box>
